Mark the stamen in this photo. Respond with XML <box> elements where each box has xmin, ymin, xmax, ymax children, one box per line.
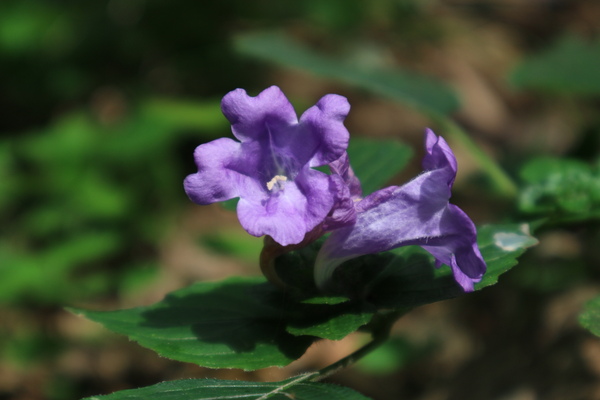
<box><xmin>266</xmin><ymin>175</ymin><xmax>288</xmax><ymax>191</ymax></box>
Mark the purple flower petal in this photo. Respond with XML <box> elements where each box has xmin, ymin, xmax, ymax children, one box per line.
<box><xmin>315</xmin><ymin>129</ymin><xmax>486</xmax><ymax>292</ymax></box>
<box><xmin>221</xmin><ymin>86</ymin><xmax>298</xmax><ymax>142</ymax></box>
<box><xmin>185</xmin><ymin>86</ymin><xmax>350</xmax><ymax>246</ymax></box>
<box><xmin>237</xmin><ymin>169</ymin><xmax>333</xmax><ymax>245</ymax></box>
<box><xmin>184</xmin><ymin>138</ymin><xmax>261</xmax><ymax>204</ymax></box>
<box><xmin>322</xmin><ymin>173</ymin><xmax>357</xmax><ymax>231</ymax></box>
<box><xmin>299</xmin><ymin>94</ymin><xmax>351</xmax><ymax>167</ymax></box>
<box><xmin>329</xmin><ymin>152</ymin><xmax>362</xmax><ymax>200</ymax></box>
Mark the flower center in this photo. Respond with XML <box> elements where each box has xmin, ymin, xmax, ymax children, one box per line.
<box><xmin>266</xmin><ymin>175</ymin><xmax>288</xmax><ymax>191</ymax></box>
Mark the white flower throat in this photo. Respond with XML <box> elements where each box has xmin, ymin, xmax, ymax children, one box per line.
<box><xmin>266</xmin><ymin>175</ymin><xmax>288</xmax><ymax>191</ymax></box>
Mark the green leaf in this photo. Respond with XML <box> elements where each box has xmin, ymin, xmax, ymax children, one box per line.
<box><xmin>347</xmin><ymin>138</ymin><xmax>413</xmax><ymax>196</ymax></box>
<box><xmin>511</xmin><ymin>34</ymin><xmax>600</xmax><ymax>95</ymax></box>
<box><xmin>71</xmin><ymin>277</ymin><xmax>313</xmax><ymax>370</ymax></box>
<box><xmin>284</xmin><ymin>303</ymin><xmax>374</xmax><ymax>340</ymax></box>
<box><xmin>363</xmin><ymin>223</ymin><xmax>538</xmax><ymax>309</ymax></box>
<box><xmin>234</xmin><ymin>32</ymin><xmax>459</xmax><ymax>116</ymax></box>
<box><xmin>83</xmin><ymin>377</ymin><xmax>372</xmax><ymax>400</ymax></box>
<box><xmin>580</xmin><ymin>296</ymin><xmax>600</xmax><ymax>337</ymax></box>
<box><xmin>518</xmin><ymin>157</ymin><xmax>600</xmax><ymax>221</ymax></box>
<box><xmin>72</xmin><ymin>276</ymin><xmax>374</xmax><ymax>369</ymax></box>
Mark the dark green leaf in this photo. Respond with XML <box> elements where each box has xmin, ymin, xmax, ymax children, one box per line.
<box><xmin>511</xmin><ymin>34</ymin><xmax>600</xmax><ymax>95</ymax></box>
<box><xmin>518</xmin><ymin>157</ymin><xmax>600</xmax><ymax>221</ymax></box>
<box><xmin>235</xmin><ymin>32</ymin><xmax>459</xmax><ymax>116</ymax></box>
<box><xmin>71</xmin><ymin>277</ymin><xmax>313</xmax><ymax>370</ymax></box>
<box><xmin>347</xmin><ymin>138</ymin><xmax>413</xmax><ymax>196</ymax></box>
<box><xmin>83</xmin><ymin>377</ymin><xmax>372</xmax><ymax>400</ymax></box>
<box><xmin>72</xmin><ymin>276</ymin><xmax>374</xmax><ymax>369</ymax></box>
<box><xmin>284</xmin><ymin>304</ymin><xmax>374</xmax><ymax>340</ymax></box>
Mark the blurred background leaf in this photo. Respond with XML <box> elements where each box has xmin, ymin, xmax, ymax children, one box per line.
<box><xmin>511</xmin><ymin>34</ymin><xmax>600</xmax><ymax>95</ymax></box>
<box><xmin>518</xmin><ymin>157</ymin><xmax>600</xmax><ymax>221</ymax></box>
<box><xmin>235</xmin><ymin>31</ymin><xmax>460</xmax><ymax>117</ymax></box>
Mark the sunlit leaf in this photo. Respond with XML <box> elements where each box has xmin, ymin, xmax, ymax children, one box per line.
<box><xmin>235</xmin><ymin>32</ymin><xmax>459</xmax><ymax>116</ymax></box>
<box><xmin>83</xmin><ymin>377</ymin><xmax>372</xmax><ymax>400</ymax></box>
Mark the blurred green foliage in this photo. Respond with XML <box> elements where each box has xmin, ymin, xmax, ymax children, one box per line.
<box><xmin>235</xmin><ymin>32</ymin><xmax>460</xmax><ymax>116</ymax></box>
<box><xmin>0</xmin><ymin>99</ymin><xmax>226</xmax><ymax>304</ymax></box>
<box><xmin>518</xmin><ymin>157</ymin><xmax>600</xmax><ymax>222</ymax></box>
<box><xmin>511</xmin><ymin>34</ymin><xmax>600</xmax><ymax>96</ymax></box>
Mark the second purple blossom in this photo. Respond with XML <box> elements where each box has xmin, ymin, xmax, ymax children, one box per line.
<box><xmin>316</xmin><ymin>129</ymin><xmax>487</xmax><ymax>292</ymax></box>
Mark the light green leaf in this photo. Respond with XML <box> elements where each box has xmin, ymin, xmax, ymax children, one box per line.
<box><xmin>235</xmin><ymin>32</ymin><xmax>459</xmax><ymax>116</ymax></box>
<box><xmin>580</xmin><ymin>296</ymin><xmax>600</xmax><ymax>337</ymax></box>
<box><xmin>83</xmin><ymin>377</ymin><xmax>372</xmax><ymax>400</ymax></box>
<box><xmin>511</xmin><ymin>34</ymin><xmax>600</xmax><ymax>95</ymax></box>
<box><xmin>347</xmin><ymin>138</ymin><xmax>413</xmax><ymax>196</ymax></box>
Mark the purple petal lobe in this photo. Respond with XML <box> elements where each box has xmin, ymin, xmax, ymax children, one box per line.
<box><xmin>184</xmin><ymin>138</ymin><xmax>258</xmax><ymax>204</ymax></box>
<box><xmin>329</xmin><ymin>152</ymin><xmax>362</xmax><ymax>200</ymax></box>
<box><xmin>299</xmin><ymin>94</ymin><xmax>351</xmax><ymax>167</ymax></box>
<box><xmin>221</xmin><ymin>86</ymin><xmax>298</xmax><ymax>142</ymax></box>
<box><xmin>322</xmin><ymin>174</ymin><xmax>357</xmax><ymax>231</ymax></box>
<box><xmin>423</xmin><ymin>128</ymin><xmax>457</xmax><ymax>189</ymax></box>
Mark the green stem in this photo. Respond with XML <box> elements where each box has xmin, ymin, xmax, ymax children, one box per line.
<box><xmin>313</xmin><ymin>332</ymin><xmax>388</xmax><ymax>381</ymax></box>
<box><xmin>256</xmin><ymin>312</ymin><xmax>408</xmax><ymax>398</ymax></box>
<box><xmin>432</xmin><ymin>116</ymin><xmax>519</xmax><ymax>199</ymax></box>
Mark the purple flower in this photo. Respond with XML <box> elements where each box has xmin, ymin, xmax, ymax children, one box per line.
<box><xmin>184</xmin><ymin>86</ymin><xmax>350</xmax><ymax>246</ymax></box>
<box><xmin>315</xmin><ymin>129</ymin><xmax>486</xmax><ymax>292</ymax></box>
